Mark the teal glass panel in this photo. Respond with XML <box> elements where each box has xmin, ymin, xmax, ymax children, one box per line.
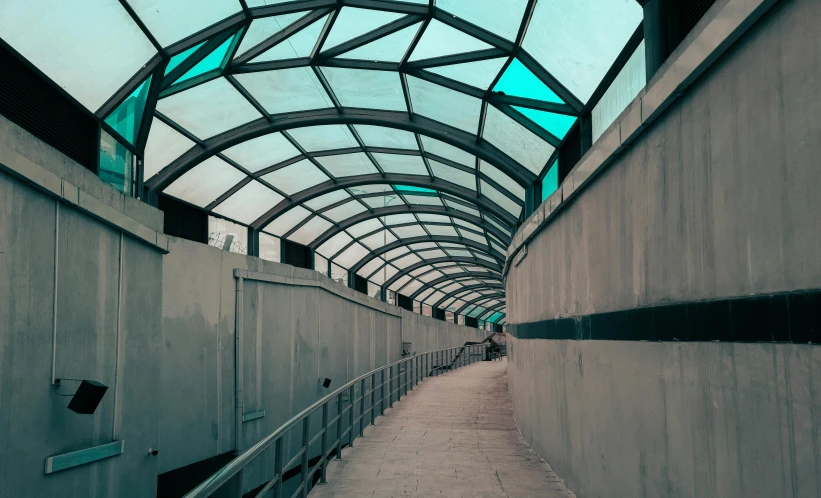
<box><xmin>393</xmin><ymin>185</ymin><xmax>435</xmax><ymax>193</ymax></box>
<box><xmin>99</xmin><ymin>130</ymin><xmax>134</xmax><ymax>195</ymax></box>
<box><xmin>541</xmin><ymin>159</ymin><xmax>559</xmax><ymax>201</ymax></box>
<box><xmin>513</xmin><ymin>106</ymin><xmax>577</xmax><ymax>139</ymax></box>
<box><xmin>493</xmin><ymin>59</ymin><xmax>564</xmax><ymax>104</ymax></box>
<box><xmin>104</xmin><ymin>75</ymin><xmax>152</xmax><ymax>145</ymax></box>
<box><xmin>174</xmin><ymin>32</ymin><xmax>237</xmax><ymax>85</ymax></box>
<box><xmin>166</xmin><ymin>42</ymin><xmax>205</xmax><ymax>75</ymax></box>
<box><xmin>426</xmin><ymin>57</ymin><xmax>506</xmax><ymax>90</ymax></box>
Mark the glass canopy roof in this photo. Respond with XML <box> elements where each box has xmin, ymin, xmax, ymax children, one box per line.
<box><xmin>1</xmin><ymin>0</ymin><xmax>644</xmax><ymax>323</ymax></box>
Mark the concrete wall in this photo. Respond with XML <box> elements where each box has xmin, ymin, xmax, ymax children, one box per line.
<box><xmin>0</xmin><ymin>123</ymin><xmax>164</xmax><ymax>496</ymax></box>
<box><xmin>504</xmin><ymin>1</ymin><xmax>821</xmax><ymax>497</ymax></box>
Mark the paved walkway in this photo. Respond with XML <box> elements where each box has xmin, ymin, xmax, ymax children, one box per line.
<box><xmin>311</xmin><ymin>359</ymin><xmax>574</xmax><ymax>497</ymax></box>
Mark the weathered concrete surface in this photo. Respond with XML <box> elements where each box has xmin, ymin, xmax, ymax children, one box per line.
<box><xmin>313</xmin><ymin>360</ymin><xmax>574</xmax><ymax>498</ymax></box>
<box><xmin>508</xmin><ymin>337</ymin><xmax>821</xmax><ymax>498</ymax></box>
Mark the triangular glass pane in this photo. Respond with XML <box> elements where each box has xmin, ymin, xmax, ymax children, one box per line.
<box><xmin>322</xmin><ymin>7</ymin><xmax>404</xmax><ymax>51</ymax></box>
<box><xmin>174</xmin><ymin>33</ymin><xmax>237</xmax><ymax>85</ymax></box>
<box><xmin>513</xmin><ymin>106</ymin><xmax>577</xmax><ymax>139</ymax></box>
<box><xmin>409</xmin><ymin>20</ymin><xmax>492</xmax><ymax>62</ymax></box>
<box><xmin>166</xmin><ymin>42</ymin><xmax>205</xmax><ymax>75</ymax></box>
<box><xmin>234</xmin><ymin>12</ymin><xmax>309</xmax><ymax>58</ymax></box>
<box><xmin>104</xmin><ymin>75</ymin><xmax>152</xmax><ymax>145</ymax></box>
<box><xmin>252</xmin><ymin>15</ymin><xmax>328</xmax><ymax>62</ymax></box>
<box><xmin>493</xmin><ymin>58</ymin><xmax>564</xmax><ymax>104</ymax></box>
<box><xmin>337</xmin><ymin>23</ymin><xmax>420</xmax><ymax>62</ymax></box>
<box><xmin>426</xmin><ymin>57</ymin><xmax>506</xmax><ymax>90</ymax></box>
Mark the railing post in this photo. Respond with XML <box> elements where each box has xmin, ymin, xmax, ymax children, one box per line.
<box><xmin>380</xmin><ymin>369</ymin><xmax>386</xmax><ymax>415</ymax></box>
<box><xmin>300</xmin><ymin>417</ymin><xmax>309</xmax><ymax>497</ymax></box>
<box><xmin>359</xmin><ymin>379</ymin><xmax>365</xmax><ymax>438</ymax></box>
<box><xmin>320</xmin><ymin>402</ymin><xmax>328</xmax><ymax>484</ymax></box>
<box><xmin>336</xmin><ymin>393</ymin><xmax>343</xmax><ymax>460</ymax></box>
<box><xmin>274</xmin><ymin>437</ymin><xmax>283</xmax><ymax>498</ymax></box>
<box><xmin>370</xmin><ymin>373</ymin><xmax>376</xmax><ymax>426</ymax></box>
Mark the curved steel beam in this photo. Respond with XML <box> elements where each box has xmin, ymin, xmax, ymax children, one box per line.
<box><xmin>349</xmin><ymin>235</ymin><xmax>502</xmax><ymax>277</ymax></box>
<box><xmin>433</xmin><ymin>284</ymin><xmax>504</xmax><ymax>309</ymax></box>
<box><xmin>456</xmin><ymin>294</ymin><xmax>505</xmax><ymax>315</ymax></box>
<box><xmin>310</xmin><ymin>204</ymin><xmax>511</xmax><ymax>250</ymax></box>
<box><xmin>387</xmin><ymin>257</ymin><xmax>502</xmax><ymax>292</ymax></box>
<box><xmin>145</xmin><ymin>109</ymin><xmax>536</xmax><ymax>193</ymax></box>
<box><xmin>417</xmin><ymin>282</ymin><xmax>504</xmax><ymax>304</ymax></box>
<box><xmin>410</xmin><ymin>274</ymin><xmax>503</xmax><ymax>300</ymax></box>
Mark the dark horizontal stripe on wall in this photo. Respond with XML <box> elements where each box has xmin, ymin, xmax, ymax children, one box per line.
<box><xmin>508</xmin><ymin>290</ymin><xmax>821</xmax><ymax>344</ymax></box>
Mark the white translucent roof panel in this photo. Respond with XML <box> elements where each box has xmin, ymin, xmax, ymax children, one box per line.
<box><xmin>288</xmin><ymin>125</ymin><xmax>358</xmax><ymax>151</ymax></box>
<box><xmin>523</xmin><ymin>0</ymin><xmax>643</xmax><ymax>103</ymax></box>
<box><xmin>144</xmin><ymin>119</ymin><xmax>196</xmax><ymax>179</ymax></box>
<box><xmin>1</xmin><ymin>0</ymin><xmax>156</xmax><ymax>111</ymax></box>
<box><xmin>253</xmin><ymin>14</ymin><xmax>328</xmax><ymax>61</ymax></box>
<box><xmin>417</xmin><ymin>249</ymin><xmax>447</xmax><ymax>259</ymax></box>
<box><xmin>322</xmin><ymin>7</ymin><xmax>403</xmax><ymax>51</ymax></box>
<box><xmin>484</xmin><ymin>216</ymin><xmax>511</xmax><ymax>237</ymax></box>
<box><xmin>436</xmin><ymin>0</ymin><xmax>528</xmax><ymax>42</ymax></box>
<box><xmin>481</xmin><ymin>181</ymin><xmax>522</xmax><ymax>217</ymax></box>
<box><xmin>305</xmin><ymin>189</ymin><xmax>350</xmax><ymax>210</ymax></box>
<box><xmin>235</xmin><ymin>12</ymin><xmax>309</xmax><ymax>58</ymax></box>
<box><xmin>439</xmin><ymin>282</ymin><xmax>461</xmax><ymax>294</ymax></box>
<box><xmin>129</xmin><ymin>0</ymin><xmax>239</xmax><ymax>46</ymax></box>
<box><xmin>415</xmin><ymin>214</ymin><xmax>450</xmax><ymax>223</ymax></box>
<box><xmin>399</xmin><ymin>279</ymin><xmax>424</xmax><ymax>295</ymax></box>
<box><xmin>448</xmin><ymin>249</ymin><xmax>473</xmax><ymax>258</ymax></box>
<box><xmin>392</xmin><ymin>253</ymin><xmax>422</xmax><ymax>269</ymax></box>
<box><xmin>408</xmin><ymin>242</ymin><xmax>437</xmax><ymax>251</ymax></box>
<box><xmin>263</xmin><ymin>206</ymin><xmax>311</xmax><ymax>236</ymax></box>
<box><xmin>347</xmin><ymin>219</ymin><xmax>384</xmax><ymax>238</ymax></box>
<box><xmin>409</xmin><ymin>20</ymin><xmax>492</xmax><ymax>62</ymax></box>
<box><xmin>323</xmin><ymin>201</ymin><xmax>367</xmax><ymax>222</ymax></box>
<box><xmin>425</xmin><ymin>225</ymin><xmax>458</xmax><ymax>237</ymax></box>
<box><xmin>373</xmin><ymin>154</ymin><xmax>427</xmax><ymax>176</ymax></box>
<box><xmin>235</xmin><ymin>68</ymin><xmax>332</xmax><ymax>115</ymax></box>
<box><xmin>403</xmin><ymin>195</ymin><xmax>442</xmax><ymax>207</ymax></box>
<box><xmin>426</xmin><ymin>57</ymin><xmax>507</xmax><ymax>91</ymax></box>
<box><xmin>360</xmin><ymin>230</ymin><xmax>398</xmax><ymax>250</ymax></box>
<box><xmin>358</xmin><ymin>258</ymin><xmax>386</xmax><ymax>278</ymax></box>
<box><xmin>317</xmin><ymin>231</ymin><xmax>354</xmax><ymax>258</ymax></box>
<box><xmin>483</xmin><ymin>106</ymin><xmax>554</xmax><ymax>175</ymax></box>
<box><xmin>459</xmin><ymin>229</ymin><xmax>487</xmax><ymax>244</ymax></box>
<box><xmin>388</xmin><ymin>275</ymin><xmax>412</xmax><ymax>291</ymax></box>
<box><xmin>322</xmin><ymin>67</ymin><xmax>406</xmax><ymax>111</ymax></box>
<box><xmin>289</xmin><ymin>216</ymin><xmax>333</xmax><ymax>245</ymax></box>
<box><xmin>164</xmin><ymin>156</ymin><xmax>245</xmax><ymax>208</ymax></box>
<box><xmin>222</xmin><ymin>133</ymin><xmax>300</xmax><ymax>173</ymax></box>
<box><xmin>384</xmin><ymin>214</ymin><xmax>417</xmax><ymax>225</ymax></box>
<box><xmin>384</xmin><ymin>246</ymin><xmax>410</xmax><ymax>260</ymax></box>
<box><xmin>157</xmin><ymin>78</ymin><xmax>262</xmax><ymax>139</ymax></box>
<box><xmin>424</xmin><ymin>291</ymin><xmax>446</xmax><ymax>305</ymax></box>
<box><xmin>213</xmin><ymin>181</ymin><xmax>284</xmax><ymax>225</ymax></box>
<box><xmin>369</xmin><ymin>264</ymin><xmax>398</xmax><ymax>285</ymax></box>
<box><xmin>338</xmin><ymin>22</ymin><xmax>421</xmax><ymax>62</ymax></box>
<box><xmin>480</xmin><ymin>161</ymin><xmax>525</xmax><ymax>199</ymax></box>
<box><xmin>407</xmin><ymin>76</ymin><xmax>482</xmax><ymax>134</ymax></box>
<box><xmin>334</xmin><ymin>242</ymin><xmax>371</xmax><ymax>268</ymax></box>
<box><xmin>444</xmin><ymin>199</ymin><xmax>481</xmax><ymax>217</ymax></box>
<box><xmin>261</xmin><ymin>160</ymin><xmax>329</xmax><ymax>194</ymax></box>
<box><xmin>317</xmin><ymin>153</ymin><xmax>379</xmax><ymax>177</ymax></box>
<box><xmin>421</xmin><ymin>136</ymin><xmax>475</xmax><ymax>167</ymax></box>
<box><xmin>348</xmin><ymin>184</ymin><xmax>393</xmax><ymax>195</ymax></box>
<box><xmin>355</xmin><ymin>126</ymin><xmax>418</xmax><ymax>149</ymax></box>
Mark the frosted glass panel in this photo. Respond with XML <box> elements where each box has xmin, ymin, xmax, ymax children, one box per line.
<box><xmin>483</xmin><ymin>106</ymin><xmax>554</xmax><ymax>174</ymax></box>
<box><xmin>388</xmin><ymin>275</ymin><xmax>412</xmax><ymax>291</ymax></box>
<box><xmin>409</xmin><ymin>20</ymin><xmax>491</xmax><ymax>62</ymax></box>
<box><xmin>164</xmin><ymin>156</ymin><xmax>245</xmax><ymax>207</ymax></box>
<box><xmin>480</xmin><ymin>161</ymin><xmax>525</xmax><ymax>199</ymax></box>
<box><xmin>392</xmin><ymin>253</ymin><xmax>422</xmax><ymax>269</ymax></box>
<box><xmin>384</xmin><ymin>214</ymin><xmax>416</xmax><ymax>225</ymax></box>
<box><xmin>317</xmin><ymin>231</ymin><xmax>354</xmax><ymax>258</ymax></box>
<box><xmin>444</xmin><ymin>199</ymin><xmax>480</xmax><ymax>217</ymax></box>
<box><xmin>430</xmin><ymin>161</ymin><xmax>475</xmax><ymax>189</ymax></box>
<box><xmin>317</xmin><ymin>153</ymin><xmax>379</xmax><ymax>177</ymax></box>
<box><xmin>323</xmin><ymin>201</ymin><xmax>367</xmax><ymax>222</ymax></box>
<box><xmin>592</xmin><ymin>40</ymin><xmax>646</xmax><ymax>143</ymax></box>
<box><xmin>259</xmin><ymin>232</ymin><xmax>281</xmax><ymax>262</ymax></box>
<box><xmin>421</xmin><ymin>136</ymin><xmax>474</xmax><ymax>167</ymax></box>
<box><xmin>360</xmin><ymin>230</ymin><xmax>398</xmax><ymax>250</ymax></box>
<box><xmin>212</xmin><ymin>180</ymin><xmax>284</xmax><ymax>225</ymax></box>
<box><xmin>481</xmin><ymin>181</ymin><xmax>521</xmax><ymax>217</ymax></box>
<box><xmin>235</xmin><ymin>12</ymin><xmax>308</xmax><ymax>57</ymax></box>
<box><xmin>373</xmin><ymin>153</ymin><xmax>427</xmax><ymax>175</ymax></box>
<box><xmin>261</xmin><ymin>159</ymin><xmax>330</xmax><ymax>194</ymax></box>
<box><xmin>143</xmin><ymin>119</ymin><xmax>196</xmax><ymax>178</ymax></box>
<box><xmin>322</xmin><ymin>8</ymin><xmax>403</xmax><ymax>50</ymax></box>
<box><xmin>426</xmin><ymin>57</ymin><xmax>506</xmax><ymax>90</ymax></box>
<box><xmin>384</xmin><ymin>246</ymin><xmax>409</xmax><ymax>260</ymax></box>
<box><xmin>355</xmin><ymin>126</ymin><xmax>418</xmax><ymax>149</ymax></box>
<box><xmin>391</xmin><ymin>225</ymin><xmax>427</xmax><ymax>238</ymax></box>
<box><xmin>157</xmin><ymin>78</ymin><xmax>262</xmax><ymax>139</ymax></box>
<box><xmin>334</xmin><ymin>242</ymin><xmax>371</xmax><ymax>269</ymax></box>
<box><xmin>253</xmin><ymin>14</ymin><xmax>328</xmax><ymax>61</ymax></box>
<box><xmin>235</xmin><ymin>69</ymin><xmax>333</xmax><ymax>115</ymax></box>
<box><xmin>347</xmin><ymin>219</ymin><xmax>383</xmax><ymax>238</ymax></box>
<box><xmin>404</xmin><ymin>195</ymin><xmax>442</xmax><ymax>206</ymax></box>
<box><xmin>523</xmin><ymin>0</ymin><xmax>642</xmax><ymax>103</ymax></box>
<box><xmin>459</xmin><ymin>229</ymin><xmax>487</xmax><ymax>244</ymax></box>
<box><xmin>436</xmin><ymin>0</ymin><xmax>528</xmax><ymax>41</ymax></box>
<box><xmin>222</xmin><ymin>133</ymin><xmax>300</xmax><ymax>172</ymax></box>
<box><xmin>208</xmin><ymin>216</ymin><xmax>248</xmax><ymax>254</ymax></box>
<box><xmin>263</xmin><ymin>206</ymin><xmax>311</xmax><ymax>236</ymax></box>
<box><xmin>407</xmin><ymin>76</ymin><xmax>482</xmax><ymax>133</ymax></box>
<box><xmin>129</xmin><ymin>0</ymin><xmax>240</xmax><ymax>46</ymax></box>
<box><xmin>0</xmin><ymin>0</ymin><xmax>156</xmax><ymax>111</ymax></box>
<box><xmin>322</xmin><ymin>67</ymin><xmax>406</xmax><ymax>111</ymax></box>
<box><xmin>305</xmin><ymin>190</ymin><xmax>350</xmax><ymax>210</ymax></box>
<box><xmin>289</xmin><ymin>216</ymin><xmax>333</xmax><ymax>245</ymax></box>
<box><xmin>425</xmin><ymin>225</ymin><xmax>458</xmax><ymax>237</ymax></box>
<box><xmin>288</xmin><ymin>125</ymin><xmax>358</xmax><ymax>151</ymax></box>
<box><xmin>338</xmin><ymin>23</ymin><xmax>421</xmax><ymax>62</ymax></box>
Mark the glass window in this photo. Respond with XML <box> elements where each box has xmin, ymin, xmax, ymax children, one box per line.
<box><xmin>208</xmin><ymin>216</ymin><xmax>248</xmax><ymax>254</ymax></box>
<box><xmin>322</xmin><ymin>7</ymin><xmax>403</xmax><ymax>51</ymax></box>
<box><xmin>493</xmin><ymin>59</ymin><xmax>564</xmax><ymax>104</ymax></box>
<box><xmin>421</xmin><ymin>304</ymin><xmax>432</xmax><ymax>316</ymax></box>
<box><xmin>373</xmin><ymin>153</ymin><xmax>427</xmax><ymax>175</ymax></box>
<box><xmin>317</xmin><ymin>153</ymin><xmax>379</xmax><ymax>177</ymax></box>
<box><xmin>322</xmin><ymin>67</ymin><xmax>406</xmax><ymax>111</ymax></box>
<box><xmin>222</xmin><ymin>133</ymin><xmax>300</xmax><ymax>173</ymax></box>
<box><xmin>347</xmin><ymin>219</ymin><xmax>384</xmax><ymax>238</ymax></box>
<box><xmin>323</xmin><ymin>201</ymin><xmax>367</xmax><ymax>222</ymax></box>
<box><xmin>354</xmin><ymin>125</ymin><xmax>418</xmax><ymax>150</ymax></box>
<box><xmin>480</xmin><ymin>161</ymin><xmax>525</xmax><ymax>199</ymax></box>
<box><xmin>212</xmin><ymin>180</ymin><xmax>284</xmax><ymax>225</ymax></box>
<box><xmin>317</xmin><ymin>231</ymin><xmax>354</xmax><ymax>259</ymax></box>
<box><xmin>305</xmin><ymin>190</ymin><xmax>351</xmax><ymax>210</ymax></box>
<box><xmin>288</xmin><ymin>216</ymin><xmax>333</xmax><ymax>245</ymax></box>
<box><xmin>104</xmin><ymin>76</ymin><xmax>151</xmax><ymax>146</ymax></box>
<box><xmin>129</xmin><ymin>0</ymin><xmax>240</xmax><ymax>46</ymax></box>
<box><xmin>314</xmin><ymin>253</ymin><xmax>329</xmax><ymax>276</ymax></box>
<box><xmin>421</xmin><ymin>136</ymin><xmax>474</xmax><ymax>167</ymax></box>
<box><xmin>166</xmin><ymin>42</ymin><xmax>205</xmax><ymax>75</ymax></box>
<box><xmin>426</xmin><ymin>57</ymin><xmax>506</xmax><ymax>90</ymax></box>
<box><xmin>164</xmin><ymin>156</ymin><xmax>246</xmax><ymax>208</ymax></box>
<box><xmin>338</xmin><ymin>22</ymin><xmax>421</xmax><ymax>62</ymax></box>
<box><xmin>429</xmin><ymin>161</ymin><xmax>476</xmax><ymax>189</ymax></box>
<box><xmin>330</xmin><ymin>263</ymin><xmax>348</xmax><ymax>285</ymax></box>
<box><xmin>235</xmin><ymin>68</ymin><xmax>333</xmax><ymax>115</ymax></box>
<box><xmin>592</xmin><ymin>40</ymin><xmax>647</xmax><ymax>143</ymax></box>
<box><xmin>360</xmin><ymin>230</ymin><xmax>398</xmax><ymax>250</ymax></box>
<box><xmin>252</xmin><ymin>14</ymin><xmax>328</xmax><ymax>61</ymax></box>
<box><xmin>436</xmin><ymin>0</ymin><xmax>528</xmax><ymax>42</ymax></box>
<box><xmin>409</xmin><ymin>20</ymin><xmax>491</xmax><ymax>62</ymax></box>
<box><xmin>367</xmin><ymin>281</ymin><xmax>381</xmax><ymax>300</ymax></box>
<box><xmin>172</xmin><ymin>32</ymin><xmax>238</xmax><ymax>86</ymax></box>
<box><xmin>483</xmin><ymin>106</ymin><xmax>554</xmax><ymax>175</ymax></box>
<box><xmin>261</xmin><ymin>159</ymin><xmax>330</xmax><ymax>194</ymax></box>
<box><xmin>407</xmin><ymin>76</ymin><xmax>482</xmax><ymax>134</ymax></box>
<box><xmin>542</xmin><ymin>159</ymin><xmax>559</xmax><ymax>201</ymax></box>
<box><xmin>334</xmin><ymin>242</ymin><xmax>370</xmax><ymax>268</ymax></box>
<box><xmin>143</xmin><ymin>118</ymin><xmax>196</xmax><ymax>179</ymax></box>
<box><xmin>259</xmin><ymin>232</ymin><xmax>281</xmax><ymax>262</ymax></box>
<box><xmin>263</xmin><ymin>206</ymin><xmax>311</xmax><ymax>236</ymax></box>
<box><xmin>235</xmin><ymin>12</ymin><xmax>309</xmax><ymax>58</ymax></box>
<box><xmin>403</xmin><ymin>195</ymin><xmax>442</xmax><ymax>206</ymax></box>
<box><xmin>287</xmin><ymin>125</ymin><xmax>358</xmax><ymax>152</ymax></box>
<box><xmin>445</xmin><ymin>311</ymin><xmax>455</xmax><ymax>322</ymax></box>
<box><xmin>514</xmin><ymin>107</ymin><xmax>577</xmax><ymax>140</ymax></box>
<box><xmin>99</xmin><ymin>130</ymin><xmax>134</xmax><ymax>195</ymax></box>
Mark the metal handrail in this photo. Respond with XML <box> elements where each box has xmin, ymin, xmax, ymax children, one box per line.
<box><xmin>184</xmin><ymin>343</ymin><xmax>487</xmax><ymax>498</ymax></box>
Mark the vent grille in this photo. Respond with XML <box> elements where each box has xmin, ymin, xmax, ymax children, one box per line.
<box><xmin>558</xmin><ymin>124</ymin><xmax>582</xmax><ymax>182</ymax></box>
<box><xmin>679</xmin><ymin>0</ymin><xmax>717</xmax><ymax>38</ymax></box>
<box><xmin>281</xmin><ymin>239</ymin><xmax>311</xmax><ymax>269</ymax></box>
<box><xmin>158</xmin><ymin>195</ymin><xmax>208</xmax><ymax>243</ymax></box>
<box><xmin>0</xmin><ymin>43</ymin><xmax>97</xmax><ymax>171</ymax></box>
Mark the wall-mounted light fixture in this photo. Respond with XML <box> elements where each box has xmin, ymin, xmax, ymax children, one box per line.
<box><xmin>319</xmin><ymin>378</ymin><xmax>332</xmax><ymax>389</ymax></box>
<box><xmin>54</xmin><ymin>379</ymin><xmax>108</xmax><ymax>415</ymax></box>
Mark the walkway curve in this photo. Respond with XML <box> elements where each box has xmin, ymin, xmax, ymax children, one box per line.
<box><xmin>312</xmin><ymin>359</ymin><xmax>575</xmax><ymax>497</ymax></box>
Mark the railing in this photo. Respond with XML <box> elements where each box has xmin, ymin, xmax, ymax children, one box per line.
<box><xmin>184</xmin><ymin>343</ymin><xmax>487</xmax><ymax>498</ymax></box>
